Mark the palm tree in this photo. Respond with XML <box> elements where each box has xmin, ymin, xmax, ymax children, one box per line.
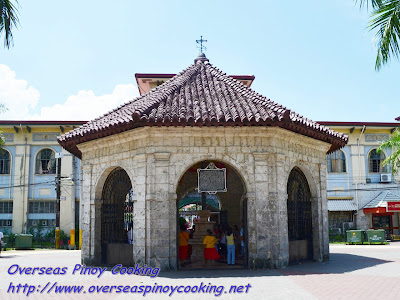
<box><xmin>357</xmin><ymin>1</ymin><xmax>400</xmax><ymax>70</ymax></box>
<box><xmin>377</xmin><ymin>128</ymin><xmax>400</xmax><ymax>174</ymax></box>
<box><xmin>0</xmin><ymin>0</ymin><xmax>19</xmax><ymax>49</ymax></box>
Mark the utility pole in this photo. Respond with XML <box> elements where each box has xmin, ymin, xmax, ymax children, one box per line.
<box><xmin>55</xmin><ymin>153</ymin><xmax>63</xmax><ymax>249</ymax></box>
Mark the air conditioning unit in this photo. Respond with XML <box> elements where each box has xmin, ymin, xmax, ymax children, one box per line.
<box><xmin>41</xmin><ymin>220</ymin><xmax>48</xmax><ymax>226</ymax></box>
<box><xmin>6</xmin><ymin>220</ymin><xmax>11</xmax><ymax>226</ymax></box>
<box><xmin>380</xmin><ymin>174</ymin><xmax>392</xmax><ymax>183</ymax></box>
<box><xmin>32</xmin><ymin>220</ymin><xmax>37</xmax><ymax>226</ymax></box>
<box><xmin>342</xmin><ymin>222</ymin><xmax>354</xmax><ymax>233</ymax></box>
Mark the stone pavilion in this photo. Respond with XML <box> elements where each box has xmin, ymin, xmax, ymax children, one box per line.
<box><xmin>58</xmin><ymin>53</ymin><xmax>348</xmax><ymax>270</ymax></box>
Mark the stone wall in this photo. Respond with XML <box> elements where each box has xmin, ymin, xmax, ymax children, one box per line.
<box><xmin>78</xmin><ymin>126</ymin><xmax>331</xmax><ymax>270</ymax></box>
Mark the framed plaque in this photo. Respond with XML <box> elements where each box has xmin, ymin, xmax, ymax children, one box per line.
<box><xmin>197</xmin><ymin>163</ymin><xmax>227</xmax><ymax>193</ymax></box>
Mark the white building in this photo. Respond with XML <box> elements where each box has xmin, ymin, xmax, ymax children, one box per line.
<box><xmin>0</xmin><ymin>121</ymin><xmax>83</xmax><ymax>237</ymax></box>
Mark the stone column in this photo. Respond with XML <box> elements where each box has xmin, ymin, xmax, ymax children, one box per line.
<box><xmin>92</xmin><ymin>201</ymin><xmax>101</xmax><ymax>265</ymax></box>
<box><xmin>132</xmin><ymin>154</ymin><xmax>147</xmax><ymax>266</ymax></box>
<box><xmin>318</xmin><ymin>163</ymin><xmax>329</xmax><ymax>261</ymax></box>
<box><xmin>168</xmin><ymin>192</ymin><xmax>178</xmax><ymax>270</ymax></box>
<box><xmin>252</xmin><ymin>153</ymin><xmax>270</xmax><ymax>268</ymax></box>
<box><xmin>275</xmin><ymin>154</ymin><xmax>289</xmax><ymax>268</ymax></box>
<box><xmin>147</xmin><ymin>152</ymin><xmax>172</xmax><ymax>270</ymax></box>
<box><xmin>80</xmin><ymin>163</ymin><xmax>96</xmax><ymax>265</ymax></box>
<box><xmin>310</xmin><ymin>162</ymin><xmax>329</xmax><ymax>262</ymax></box>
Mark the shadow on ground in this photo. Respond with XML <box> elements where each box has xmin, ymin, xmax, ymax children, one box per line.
<box><xmin>0</xmin><ymin>255</ymin><xmax>18</xmax><ymax>259</ymax></box>
<box><xmin>157</xmin><ymin>253</ymin><xmax>392</xmax><ymax>279</ymax></box>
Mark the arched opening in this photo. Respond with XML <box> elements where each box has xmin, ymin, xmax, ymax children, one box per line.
<box><xmin>100</xmin><ymin>167</ymin><xmax>133</xmax><ymax>265</ymax></box>
<box><xmin>35</xmin><ymin>148</ymin><xmax>57</xmax><ymax>174</ymax></box>
<box><xmin>287</xmin><ymin>167</ymin><xmax>313</xmax><ymax>263</ymax></box>
<box><xmin>179</xmin><ymin>190</ymin><xmax>221</xmax><ymax>227</ymax></box>
<box><xmin>368</xmin><ymin>148</ymin><xmax>387</xmax><ymax>173</ymax></box>
<box><xmin>0</xmin><ymin>149</ymin><xmax>11</xmax><ymax>174</ymax></box>
<box><xmin>176</xmin><ymin>160</ymin><xmax>247</xmax><ymax>269</ymax></box>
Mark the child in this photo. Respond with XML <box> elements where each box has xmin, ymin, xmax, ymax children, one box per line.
<box><xmin>203</xmin><ymin>229</ymin><xmax>220</xmax><ymax>267</ymax></box>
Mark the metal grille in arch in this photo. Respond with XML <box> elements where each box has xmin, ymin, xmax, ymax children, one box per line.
<box><xmin>101</xmin><ymin>168</ymin><xmax>133</xmax><ymax>244</ymax></box>
<box><xmin>287</xmin><ymin>168</ymin><xmax>312</xmax><ymax>242</ymax></box>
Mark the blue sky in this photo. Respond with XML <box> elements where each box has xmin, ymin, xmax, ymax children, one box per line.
<box><xmin>0</xmin><ymin>0</ymin><xmax>399</xmax><ymax>122</ymax></box>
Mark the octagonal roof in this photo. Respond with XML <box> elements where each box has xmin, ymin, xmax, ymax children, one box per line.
<box><xmin>58</xmin><ymin>54</ymin><xmax>348</xmax><ymax>158</ymax></box>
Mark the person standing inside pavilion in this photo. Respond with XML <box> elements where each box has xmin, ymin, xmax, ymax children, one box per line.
<box><xmin>178</xmin><ymin>225</ymin><xmax>190</xmax><ymax>267</ymax></box>
<box><xmin>203</xmin><ymin>229</ymin><xmax>220</xmax><ymax>267</ymax></box>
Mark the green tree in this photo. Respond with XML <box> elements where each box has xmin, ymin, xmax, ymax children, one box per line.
<box><xmin>377</xmin><ymin>128</ymin><xmax>400</xmax><ymax>174</ymax></box>
<box><xmin>357</xmin><ymin>0</ymin><xmax>400</xmax><ymax>70</ymax></box>
<box><xmin>0</xmin><ymin>0</ymin><xmax>19</xmax><ymax>49</ymax></box>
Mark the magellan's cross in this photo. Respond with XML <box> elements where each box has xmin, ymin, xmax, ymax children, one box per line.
<box><xmin>196</xmin><ymin>36</ymin><xmax>207</xmax><ymax>53</ymax></box>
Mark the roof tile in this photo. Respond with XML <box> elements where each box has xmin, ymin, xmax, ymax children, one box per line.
<box><xmin>58</xmin><ymin>56</ymin><xmax>348</xmax><ymax>158</ymax></box>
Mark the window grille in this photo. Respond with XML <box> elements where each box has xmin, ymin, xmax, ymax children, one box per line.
<box><xmin>369</xmin><ymin>149</ymin><xmax>386</xmax><ymax>173</ymax></box>
<box><xmin>28</xmin><ymin>201</ymin><xmax>56</xmax><ymax>213</ymax></box>
<box><xmin>0</xmin><ymin>219</ymin><xmax>12</xmax><ymax>227</ymax></box>
<box><xmin>327</xmin><ymin>150</ymin><xmax>346</xmax><ymax>173</ymax></box>
<box><xmin>0</xmin><ymin>150</ymin><xmax>10</xmax><ymax>174</ymax></box>
<box><xmin>27</xmin><ymin>219</ymin><xmax>54</xmax><ymax>227</ymax></box>
<box><xmin>0</xmin><ymin>201</ymin><xmax>13</xmax><ymax>213</ymax></box>
<box><xmin>35</xmin><ymin>149</ymin><xmax>57</xmax><ymax>174</ymax></box>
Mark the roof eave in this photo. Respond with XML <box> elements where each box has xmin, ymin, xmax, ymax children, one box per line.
<box><xmin>58</xmin><ymin>120</ymin><xmax>347</xmax><ymax>157</ymax></box>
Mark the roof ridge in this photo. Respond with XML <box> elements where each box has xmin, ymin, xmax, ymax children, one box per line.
<box><xmin>206</xmin><ymin>62</ymin><xmax>347</xmax><ymax>139</ymax></box>
<box><xmin>58</xmin><ymin>57</ymin><xmax>349</xmax><ymax>158</ymax></box>
<box><xmin>132</xmin><ymin>63</ymin><xmax>201</xmax><ymax>120</ymax></box>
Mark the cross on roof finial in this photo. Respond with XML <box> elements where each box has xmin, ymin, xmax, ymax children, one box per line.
<box><xmin>196</xmin><ymin>36</ymin><xmax>207</xmax><ymax>53</ymax></box>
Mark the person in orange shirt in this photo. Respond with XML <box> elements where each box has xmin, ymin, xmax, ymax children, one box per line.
<box><xmin>203</xmin><ymin>229</ymin><xmax>220</xmax><ymax>267</ymax></box>
<box><xmin>178</xmin><ymin>225</ymin><xmax>190</xmax><ymax>267</ymax></box>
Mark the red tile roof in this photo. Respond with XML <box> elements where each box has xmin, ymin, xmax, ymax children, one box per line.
<box><xmin>58</xmin><ymin>55</ymin><xmax>348</xmax><ymax>158</ymax></box>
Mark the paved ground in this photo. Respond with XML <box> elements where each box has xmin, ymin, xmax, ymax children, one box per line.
<box><xmin>1</xmin><ymin>243</ymin><xmax>400</xmax><ymax>300</ymax></box>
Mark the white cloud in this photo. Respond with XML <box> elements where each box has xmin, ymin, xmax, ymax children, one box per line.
<box><xmin>0</xmin><ymin>64</ymin><xmax>140</xmax><ymax>121</ymax></box>
<box><xmin>29</xmin><ymin>84</ymin><xmax>139</xmax><ymax>121</ymax></box>
<box><xmin>0</xmin><ymin>64</ymin><xmax>40</xmax><ymax>119</ymax></box>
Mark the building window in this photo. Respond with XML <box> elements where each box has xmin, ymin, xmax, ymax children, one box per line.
<box><xmin>27</xmin><ymin>219</ymin><xmax>55</xmax><ymax>228</ymax></box>
<box><xmin>369</xmin><ymin>149</ymin><xmax>387</xmax><ymax>173</ymax></box>
<box><xmin>0</xmin><ymin>150</ymin><xmax>10</xmax><ymax>174</ymax></box>
<box><xmin>35</xmin><ymin>149</ymin><xmax>56</xmax><ymax>174</ymax></box>
<box><xmin>327</xmin><ymin>150</ymin><xmax>346</xmax><ymax>173</ymax></box>
<box><xmin>0</xmin><ymin>219</ymin><xmax>12</xmax><ymax>227</ymax></box>
<box><xmin>0</xmin><ymin>201</ymin><xmax>13</xmax><ymax>213</ymax></box>
<box><xmin>28</xmin><ymin>201</ymin><xmax>56</xmax><ymax>213</ymax></box>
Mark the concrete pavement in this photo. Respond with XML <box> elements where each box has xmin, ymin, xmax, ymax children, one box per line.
<box><xmin>0</xmin><ymin>243</ymin><xmax>399</xmax><ymax>299</ymax></box>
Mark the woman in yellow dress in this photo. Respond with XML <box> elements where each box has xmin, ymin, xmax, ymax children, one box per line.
<box><xmin>203</xmin><ymin>229</ymin><xmax>220</xmax><ymax>267</ymax></box>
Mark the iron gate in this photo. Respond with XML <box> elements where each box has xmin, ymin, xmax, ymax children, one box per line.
<box><xmin>101</xmin><ymin>168</ymin><xmax>133</xmax><ymax>245</ymax></box>
<box><xmin>287</xmin><ymin>168</ymin><xmax>313</xmax><ymax>261</ymax></box>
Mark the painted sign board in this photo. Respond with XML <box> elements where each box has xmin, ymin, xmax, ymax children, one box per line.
<box><xmin>387</xmin><ymin>201</ymin><xmax>400</xmax><ymax>212</ymax></box>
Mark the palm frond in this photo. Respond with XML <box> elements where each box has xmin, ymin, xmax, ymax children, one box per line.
<box><xmin>367</xmin><ymin>0</ymin><xmax>400</xmax><ymax>70</ymax></box>
<box><xmin>377</xmin><ymin>128</ymin><xmax>400</xmax><ymax>174</ymax></box>
<box><xmin>356</xmin><ymin>0</ymin><xmax>384</xmax><ymax>9</ymax></box>
<box><xmin>0</xmin><ymin>0</ymin><xmax>20</xmax><ymax>49</ymax></box>
<box><xmin>381</xmin><ymin>148</ymin><xmax>400</xmax><ymax>174</ymax></box>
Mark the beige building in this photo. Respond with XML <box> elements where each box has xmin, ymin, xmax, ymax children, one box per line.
<box><xmin>320</xmin><ymin>121</ymin><xmax>400</xmax><ymax>238</ymax></box>
<box><xmin>59</xmin><ymin>54</ymin><xmax>347</xmax><ymax>270</ymax></box>
<box><xmin>0</xmin><ymin>121</ymin><xmax>83</xmax><ymax>236</ymax></box>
